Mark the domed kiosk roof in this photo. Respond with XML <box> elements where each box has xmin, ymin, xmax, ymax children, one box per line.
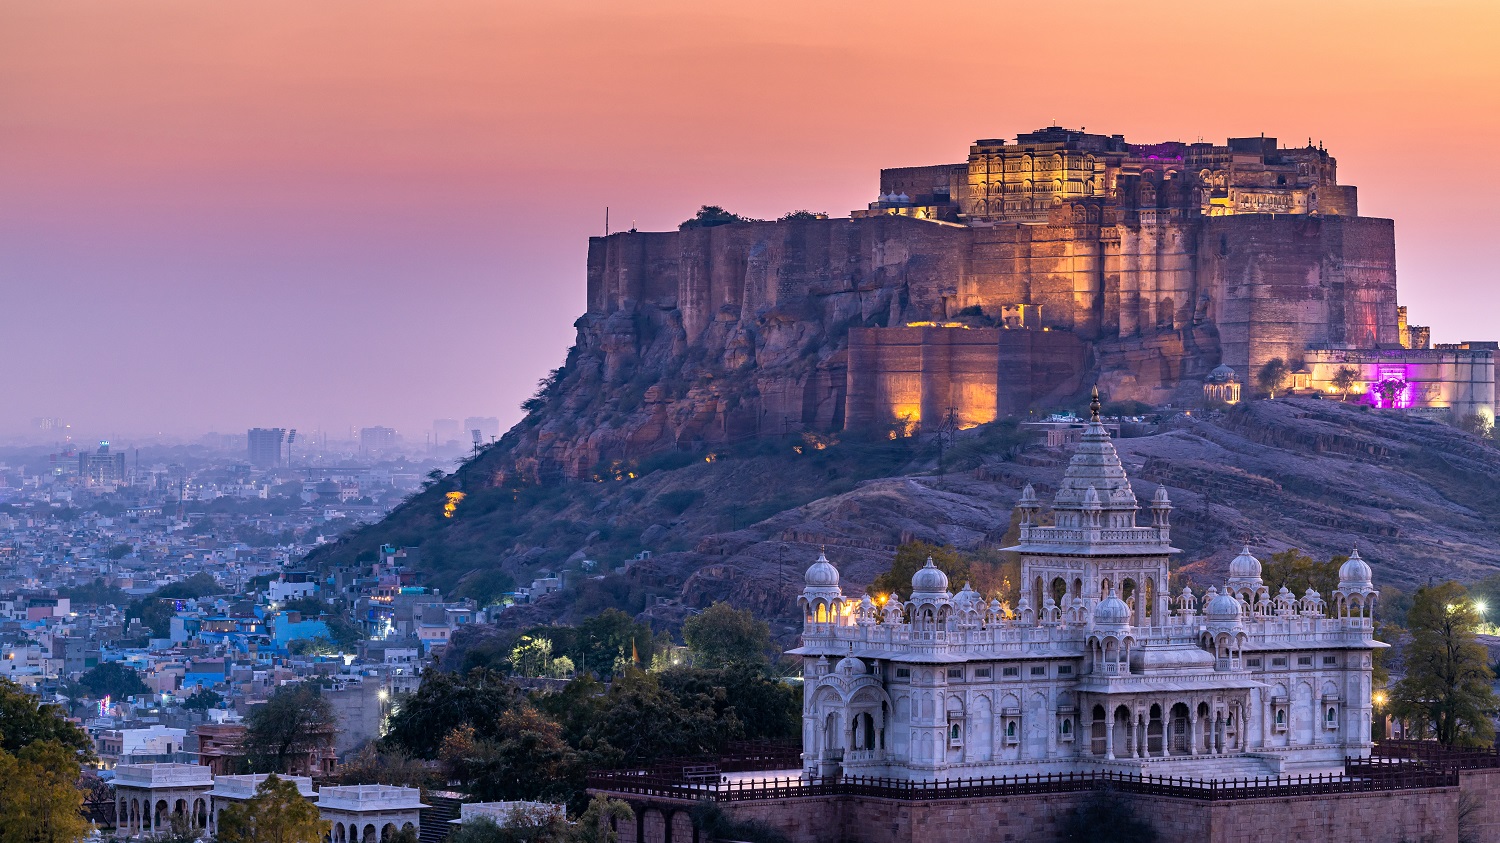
<box><xmin>804</xmin><ymin>552</ymin><xmax>839</xmax><ymax>588</ymax></box>
<box><xmin>911</xmin><ymin>557</ymin><xmax>950</xmax><ymax>596</ymax></box>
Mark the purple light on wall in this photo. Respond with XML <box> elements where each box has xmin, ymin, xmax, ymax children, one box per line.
<box><xmin>1369</xmin><ymin>367</ymin><xmax>1412</xmax><ymax>408</ymax></box>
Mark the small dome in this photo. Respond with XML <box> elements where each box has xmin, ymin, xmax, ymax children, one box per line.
<box><xmin>911</xmin><ymin>557</ymin><xmax>950</xmax><ymax>594</ymax></box>
<box><xmin>1208</xmin><ymin>364</ymin><xmax>1238</xmax><ymax>384</ymax></box>
<box><xmin>1205</xmin><ymin>586</ymin><xmax>1243</xmax><ymax>622</ymax></box>
<box><xmin>804</xmin><ymin>552</ymin><xmax>840</xmax><ymax>588</ymax></box>
<box><xmin>836</xmin><ymin>655</ymin><xmax>865</xmax><ymax>675</ymax></box>
<box><xmin>1339</xmin><ymin>549</ymin><xmax>1373</xmax><ymax>587</ymax></box>
<box><xmin>1094</xmin><ymin>589</ymin><xmax>1131</xmax><ymax>626</ymax></box>
<box><xmin>1228</xmin><ymin>546</ymin><xmax>1262</xmax><ymax>581</ymax></box>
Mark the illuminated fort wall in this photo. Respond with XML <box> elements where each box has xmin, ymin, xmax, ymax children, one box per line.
<box><xmin>843</xmin><ymin>326</ymin><xmax>1087</xmax><ymax>430</ymax></box>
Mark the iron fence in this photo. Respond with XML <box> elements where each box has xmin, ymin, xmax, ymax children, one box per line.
<box><xmin>588</xmin><ymin>765</ymin><xmax>1457</xmax><ymax>804</ymax></box>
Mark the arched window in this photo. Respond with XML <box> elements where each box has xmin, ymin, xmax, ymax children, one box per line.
<box><xmin>951</xmin><ymin>722</ymin><xmax>962</xmax><ymax>741</ymax></box>
<box><xmin>1005</xmin><ymin>721</ymin><xmax>1016</xmax><ymax>738</ymax></box>
<box><xmin>1326</xmin><ymin>707</ymin><xmax>1337</xmax><ymax>725</ymax></box>
<box><xmin>1275</xmin><ymin>709</ymin><xmax>1286</xmax><ymax>726</ymax></box>
<box><xmin>1061</xmin><ymin>719</ymin><xmax>1072</xmax><ymax>735</ymax></box>
<box><xmin>816</xmin><ymin>603</ymin><xmax>827</xmax><ymax>623</ymax></box>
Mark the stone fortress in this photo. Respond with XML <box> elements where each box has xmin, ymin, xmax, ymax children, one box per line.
<box><xmin>795</xmin><ymin>393</ymin><xmax>1382</xmax><ymax>779</ymax></box>
<box><xmin>579</xmin><ymin>126</ymin><xmax>1493</xmax><ymax>469</ymax></box>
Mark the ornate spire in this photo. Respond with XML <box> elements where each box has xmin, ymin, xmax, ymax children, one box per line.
<box><xmin>1090</xmin><ymin>386</ymin><xmax>1101</xmax><ymax>422</ymax></box>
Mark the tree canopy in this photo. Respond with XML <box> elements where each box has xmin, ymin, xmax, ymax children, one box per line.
<box><xmin>1390</xmin><ymin>582</ymin><xmax>1499</xmax><ymax>746</ymax></box>
<box><xmin>1256</xmin><ymin>357</ymin><xmax>1290</xmax><ymax>398</ymax></box>
<box><xmin>216</xmin><ymin>774</ymin><xmax>329</xmax><ymax>843</ymax></box>
<box><xmin>75</xmin><ymin>662</ymin><xmax>148</xmax><ymax>700</ymax></box>
<box><xmin>682</xmin><ymin>602</ymin><xmax>772</xmax><ymax>668</ymax></box>
<box><xmin>678</xmin><ymin>205</ymin><xmax>757</xmax><ymax>230</ymax></box>
<box><xmin>1259</xmin><ymin>549</ymin><xmax>1344</xmax><ymax>599</ymax></box>
<box><xmin>0</xmin><ymin>681</ymin><xmax>93</xmax><ymax>843</ymax></box>
<box><xmin>243</xmin><ymin>684</ymin><xmax>336</xmax><ymax>774</ymax></box>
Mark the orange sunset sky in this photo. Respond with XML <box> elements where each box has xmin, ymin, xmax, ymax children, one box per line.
<box><xmin>2</xmin><ymin>1</ymin><xmax>1497</xmax><ymax>439</ymax></box>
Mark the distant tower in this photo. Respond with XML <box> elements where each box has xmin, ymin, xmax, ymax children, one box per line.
<box><xmin>247</xmin><ymin>428</ymin><xmax>286</xmax><ymax>468</ymax></box>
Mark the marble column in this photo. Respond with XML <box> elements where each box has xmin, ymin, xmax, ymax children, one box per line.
<box><xmin>1105</xmin><ymin>717</ymin><xmax>1115</xmax><ymax>760</ymax></box>
<box><xmin>1187</xmin><ymin>708</ymin><xmax>1198</xmax><ymax>756</ymax></box>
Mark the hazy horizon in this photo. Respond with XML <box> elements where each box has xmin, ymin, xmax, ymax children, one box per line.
<box><xmin>5</xmin><ymin>1</ymin><xmax>1497</xmax><ymax>440</ymax></box>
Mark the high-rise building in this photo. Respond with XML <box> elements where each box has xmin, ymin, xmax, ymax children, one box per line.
<box><xmin>79</xmin><ymin>441</ymin><xmax>126</xmax><ymax>488</ymax></box>
<box><xmin>360</xmin><ymin>426</ymin><xmax>398</xmax><ymax>453</ymax></box>
<box><xmin>463</xmin><ymin>417</ymin><xmax>500</xmax><ymax>442</ymax></box>
<box><xmin>432</xmin><ymin>419</ymin><xmax>462</xmax><ymax>448</ymax></box>
<box><xmin>247</xmin><ymin>428</ymin><xmax>286</xmax><ymax>468</ymax></box>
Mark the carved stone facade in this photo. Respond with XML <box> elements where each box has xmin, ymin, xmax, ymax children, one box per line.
<box><xmin>793</xmin><ymin>400</ymin><xmax>1382</xmax><ymax>779</ymax></box>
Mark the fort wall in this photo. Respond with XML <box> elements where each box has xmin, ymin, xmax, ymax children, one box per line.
<box><xmin>610</xmin><ymin>787</ymin><xmax>1460</xmax><ymax>843</ymax></box>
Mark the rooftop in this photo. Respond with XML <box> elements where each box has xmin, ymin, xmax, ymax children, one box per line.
<box><xmin>316</xmin><ymin>784</ymin><xmax>427</xmax><ymax>812</ymax></box>
<box><xmin>113</xmin><ymin>763</ymin><xmax>214</xmax><ymax>788</ymax></box>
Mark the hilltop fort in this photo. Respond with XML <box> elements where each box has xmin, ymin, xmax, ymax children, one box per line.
<box><xmin>523</xmin><ymin>127</ymin><xmax>1494</xmax><ymax>479</ymax></box>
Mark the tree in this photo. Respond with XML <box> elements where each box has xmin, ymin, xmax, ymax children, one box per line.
<box><xmin>243</xmin><ymin>684</ymin><xmax>336</xmax><ymax>774</ymax></box>
<box><xmin>331</xmin><ymin>745</ymin><xmax>436</xmax><ymax>790</ymax></box>
<box><xmin>0</xmin><ymin>680</ymin><xmax>93</xmax><ymax>758</ymax></box>
<box><xmin>678</xmin><ymin>205</ymin><xmax>756</xmax><ymax>230</ymax></box>
<box><xmin>155</xmin><ymin>572</ymin><xmax>221</xmax><ymax>600</ymax></box>
<box><xmin>382</xmin><ymin>668</ymin><xmax>520</xmax><ymax>759</ymax></box>
<box><xmin>682</xmin><ymin>603</ymin><xmax>772</xmax><ymax>669</ymax></box>
<box><xmin>1256</xmin><ymin>357</ymin><xmax>1290</xmax><ymax>398</ymax></box>
<box><xmin>182</xmin><ymin>688</ymin><xmax>224</xmax><ymax>711</ymax></box>
<box><xmin>1331</xmin><ymin>365</ymin><xmax>1360</xmax><ymax>400</ymax></box>
<box><xmin>579</xmin><ymin>669</ymin><xmax>730</xmax><ymax>768</ymax></box>
<box><xmin>439</xmin><ymin>705</ymin><xmax>578</xmax><ymax>803</ymax></box>
<box><xmin>1390</xmin><ymin>583</ymin><xmax>1499</xmax><ymax>746</ymax></box>
<box><xmin>1259</xmin><ymin>549</ymin><xmax>1343</xmax><ymax>599</ymax></box>
<box><xmin>216</xmin><ymin>774</ymin><xmax>329</xmax><ymax>843</ymax></box>
<box><xmin>777</xmin><ymin>210</ymin><xmax>823</xmax><ymax>222</ymax></box>
<box><xmin>573</xmin><ymin>610</ymin><xmax>654</xmax><ymax>677</ymax></box>
<box><xmin>76</xmin><ymin>662</ymin><xmax>148</xmax><ymax>700</ymax></box>
<box><xmin>575</xmin><ymin>795</ymin><xmax>634</xmax><ymax>843</ymax></box>
<box><xmin>0</xmin><ymin>740</ymin><xmax>91</xmax><ymax>843</ymax></box>
<box><xmin>656</xmin><ymin>665</ymin><xmax>800</xmax><ymax>741</ymax></box>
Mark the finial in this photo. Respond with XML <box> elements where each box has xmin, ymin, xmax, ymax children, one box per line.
<box><xmin>1090</xmin><ymin>387</ymin><xmax>1101</xmax><ymax>422</ymax></box>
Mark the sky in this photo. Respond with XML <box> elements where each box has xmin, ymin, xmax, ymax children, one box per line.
<box><xmin>3</xmin><ymin>1</ymin><xmax>1497</xmax><ymax>442</ymax></box>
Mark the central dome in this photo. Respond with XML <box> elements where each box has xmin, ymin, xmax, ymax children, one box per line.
<box><xmin>911</xmin><ymin>557</ymin><xmax>950</xmax><ymax>594</ymax></box>
<box><xmin>1228</xmin><ymin>546</ymin><xmax>1262</xmax><ymax>581</ymax></box>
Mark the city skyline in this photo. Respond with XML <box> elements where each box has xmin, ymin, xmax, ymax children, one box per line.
<box><xmin>4</xmin><ymin>1</ymin><xmax>1497</xmax><ymax>436</ymax></box>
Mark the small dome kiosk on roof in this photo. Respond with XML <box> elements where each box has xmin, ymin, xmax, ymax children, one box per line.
<box><xmin>805</xmin><ymin>552</ymin><xmax>840</xmax><ymax>588</ymax></box>
<box><xmin>1094</xmin><ymin>588</ymin><xmax>1131</xmax><ymax>626</ymax></box>
<box><xmin>1339</xmin><ymin>549</ymin><xmax>1373</xmax><ymax>588</ymax></box>
<box><xmin>1205</xmin><ymin>586</ymin><xmax>1242</xmax><ymax>622</ymax></box>
<box><xmin>911</xmin><ymin>557</ymin><xmax>950</xmax><ymax>595</ymax></box>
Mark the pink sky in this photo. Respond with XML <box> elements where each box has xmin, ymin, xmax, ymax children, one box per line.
<box><xmin>3</xmin><ymin>1</ymin><xmax>1497</xmax><ymax>441</ymax></box>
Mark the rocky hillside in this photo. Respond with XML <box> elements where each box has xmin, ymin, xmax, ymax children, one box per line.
<box><xmin>306</xmin><ymin>398</ymin><xmax>1500</xmax><ymax>634</ymax></box>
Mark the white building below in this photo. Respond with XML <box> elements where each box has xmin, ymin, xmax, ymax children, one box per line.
<box><xmin>794</xmin><ymin>397</ymin><xmax>1383</xmax><ymax>781</ymax></box>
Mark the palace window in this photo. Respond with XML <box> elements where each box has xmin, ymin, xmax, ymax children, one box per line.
<box><xmin>1246</xmin><ymin>658</ymin><xmax>1262</xmax><ymax>667</ymax></box>
<box><xmin>1030</xmin><ymin>666</ymin><xmax>1047</xmax><ymax>677</ymax></box>
<box><xmin>1323</xmin><ymin>656</ymin><xmax>1338</xmax><ymax>666</ymax></box>
<box><xmin>1298</xmin><ymin>656</ymin><xmax>1313</xmax><ymax>667</ymax></box>
<box><xmin>1004</xmin><ymin>720</ymin><xmax>1019</xmax><ymax>745</ymax></box>
<box><xmin>895</xmin><ymin>668</ymin><xmax>910</xmax><ymax>679</ymax></box>
<box><xmin>1274</xmin><ymin>708</ymin><xmax>1288</xmax><ymax>732</ymax></box>
<box><xmin>1057</xmin><ymin>665</ymin><xmax>1073</xmax><ymax>676</ymax></box>
<box><xmin>948</xmin><ymin>668</ymin><xmax>964</xmax><ymax>680</ymax></box>
<box><xmin>1326</xmin><ymin>707</ymin><xmax>1339</xmax><ymax>729</ymax></box>
<box><xmin>974</xmin><ymin>668</ymin><xmax>992</xmax><ymax>678</ymax></box>
<box><xmin>1272</xmin><ymin>657</ymin><xmax>1288</xmax><ymax>667</ymax></box>
<box><xmin>1003</xmin><ymin>666</ymin><xmax>1019</xmax><ymax>678</ymax></box>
